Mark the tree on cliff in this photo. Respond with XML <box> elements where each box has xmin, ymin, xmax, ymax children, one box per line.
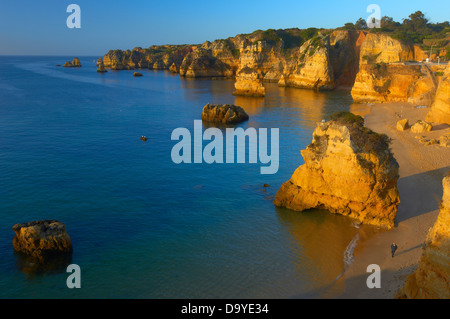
<box><xmin>403</xmin><ymin>11</ymin><xmax>430</xmax><ymax>34</ymax></box>
<box><xmin>355</xmin><ymin>18</ymin><xmax>368</xmax><ymax>30</ymax></box>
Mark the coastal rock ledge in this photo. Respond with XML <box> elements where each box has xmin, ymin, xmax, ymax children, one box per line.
<box><xmin>273</xmin><ymin>112</ymin><xmax>400</xmax><ymax>229</ymax></box>
<box><xmin>12</xmin><ymin>220</ymin><xmax>72</xmax><ymax>260</ymax></box>
<box><xmin>201</xmin><ymin>104</ymin><xmax>249</xmax><ymax>124</ymax></box>
<box><xmin>396</xmin><ymin>174</ymin><xmax>450</xmax><ymax>299</ymax></box>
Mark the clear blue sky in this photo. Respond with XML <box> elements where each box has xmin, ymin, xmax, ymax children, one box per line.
<box><xmin>0</xmin><ymin>0</ymin><xmax>448</xmax><ymax>56</ymax></box>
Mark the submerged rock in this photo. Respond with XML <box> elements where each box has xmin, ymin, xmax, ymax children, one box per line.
<box><xmin>396</xmin><ymin>174</ymin><xmax>450</xmax><ymax>299</ymax></box>
<box><xmin>273</xmin><ymin>112</ymin><xmax>400</xmax><ymax>229</ymax></box>
<box><xmin>62</xmin><ymin>58</ymin><xmax>82</xmax><ymax>68</ymax></box>
<box><xmin>12</xmin><ymin>220</ymin><xmax>72</xmax><ymax>260</ymax></box>
<box><xmin>201</xmin><ymin>104</ymin><xmax>249</xmax><ymax>124</ymax></box>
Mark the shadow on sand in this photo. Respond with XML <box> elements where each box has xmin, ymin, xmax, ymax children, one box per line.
<box><xmin>395</xmin><ymin>165</ymin><xmax>450</xmax><ymax>225</ymax></box>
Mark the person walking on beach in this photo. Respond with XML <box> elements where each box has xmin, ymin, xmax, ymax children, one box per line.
<box><xmin>391</xmin><ymin>243</ymin><xmax>398</xmax><ymax>258</ymax></box>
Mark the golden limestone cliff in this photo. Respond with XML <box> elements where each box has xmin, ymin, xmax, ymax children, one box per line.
<box><xmin>233</xmin><ymin>66</ymin><xmax>265</xmax><ymax>97</ymax></box>
<box><xmin>103</xmin><ymin>45</ymin><xmax>194</xmax><ymax>71</ymax></box>
<box><xmin>279</xmin><ymin>35</ymin><xmax>335</xmax><ymax>90</ymax></box>
<box><xmin>102</xmin><ymin>29</ymin><xmax>365</xmax><ymax>91</ymax></box>
<box><xmin>273</xmin><ymin>112</ymin><xmax>400</xmax><ymax>229</ymax></box>
<box><xmin>426</xmin><ymin>64</ymin><xmax>450</xmax><ymax>124</ymax></box>
<box><xmin>102</xmin><ymin>30</ymin><xmax>438</xmax><ymax>100</ymax></box>
<box><xmin>396</xmin><ymin>175</ymin><xmax>450</xmax><ymax>299</ymax></box>
<box><xmin>351</xmin><ymin>33</ymin><xmax>435</xmax><ymax>104</ymax></box>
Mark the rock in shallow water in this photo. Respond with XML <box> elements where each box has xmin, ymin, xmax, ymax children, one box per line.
<box><xmin>12</xmin><ymin>220</ymin><xmax>72</xmax><ymax>260</ymax></box>
<box><xmin>273</xmin><ymin>112</ymin><xmax>400</xmax><ymax>229</ymax></box>
<box><xmin>201</xmin><ymin>104</ymin><xmax>249</xmax><ymax>124</ymax></box>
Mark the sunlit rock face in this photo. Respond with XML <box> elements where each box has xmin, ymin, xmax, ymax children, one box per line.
<box><xmin>426</xmin><ymin>64</ymin><xmax>450</xmax><ymax>124</ymax></box>
<box><xmin>396</xmin><ymin>175</ymin><xmax>450</xmax><ymax>299</ymax></box>
<box><xmin>12</xmin><ymin>220</ymin><xmax>72</xmax><ymax>260</ymax></box>
<box><xmin>233</xmin><ymin>67</ymin><xmax>265</xmax><ymax>97</ymax></box>
<box><xmin>274</xmin><ymin>113</ymin><xmax>400</xmax><ymax>229</ymax></box>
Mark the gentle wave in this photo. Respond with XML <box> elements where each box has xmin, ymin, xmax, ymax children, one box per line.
<box><xmin>344</xmin><ymin>232</ymin><xmax>360</xmax><ymax>268</ymax></box>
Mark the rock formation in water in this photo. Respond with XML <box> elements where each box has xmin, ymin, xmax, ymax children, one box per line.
<box><xmin>396</xmin><ymin>174</ymin><xmax>450</xmax><ymax>299</ymax></box>
<box><xmin>426</xmin><ymin>64</ymin><xmax>450</xmax><ymax>124</ymax></box>
<box><xmin>103</xmin><ymin>45</ymin><xmax>194</xmax><ymax>71</ymax></box>
<box><xmin>63</xmin><ymin>57</ymin><xmax>82</xmax><ymax>68</ymax></box>
<box><xmin>101</xmin><ymin>29</ymin><xmax>440</xmax><ymax>102</ymax></box>
<box><xmin>233</xmin><ymin>66</ymin><xmax>265</xmax><ymax>97</ymax></box>
<box><xmin>133</xmin><ymin>72</ymin><xmax>143</xmax><ymax>77</ymax></box>
<box><xmin>102</xmin><ymin>29</ymin><xmax>367</xmax><ymax>91</ymax></box>
<box><xmin>179</xmin><ymin>47</ymin><xmax>235</xmax><ymax>78</ymax></box>
<box><xmin>273</xmin><ymin>112</ymin><xmax>400</xmax><ymax>229</ymax></box>
<box><xmin>12</xmin><ymin>220</ymin><xmax>72</xmax><ymax>261</ymax></box>
<box><xmin>201</xmin><ymin>104</ymin><xmax>249</xmax><ymax>124</ymax></box>
<box><xmin>96</xmin><ymin>58</ymin><xmax>107</xmax><ymax>73</ymax></box>
<box><xmin>71</xmin><ymin>57</ymin><xmax>81</xmax><ymax>67</ymax></box>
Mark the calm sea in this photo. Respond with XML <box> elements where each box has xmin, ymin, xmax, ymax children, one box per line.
<box><xmin>0</xmin><ymin>56</ymin><xmax>366</xmax><ymax>298</ymax></box>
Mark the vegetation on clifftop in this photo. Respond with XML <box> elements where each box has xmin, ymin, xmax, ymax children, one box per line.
<box><xmin>329</xmin><ymin>111</ymin><xmax>392</xmax><ymax>155</ymax></box>
<box><xmin>340</xmin><ymin>11</ymin><xmax>449</xmax><ymax>56</ymax></box>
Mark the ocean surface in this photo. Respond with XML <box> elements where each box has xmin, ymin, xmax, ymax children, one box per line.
<box><xmin>0</xmin><ymin>56</ymin><xmax>369</xmax><ymax>298</ymax></box>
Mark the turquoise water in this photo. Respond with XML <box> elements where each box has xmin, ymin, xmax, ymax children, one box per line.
<box><xmin>0</xmin><ymin>56</ymin><xmax>360</xmax><ymax>298</ymax></box>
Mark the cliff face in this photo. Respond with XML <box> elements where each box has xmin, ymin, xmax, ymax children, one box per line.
<box><xmin>103</xmin><ymin>29</ymin><xmax>365</xmax><ymax>91</ymax></box>
<box><xmin>233</xmin><ymin>67</ymin><xmax>265</xmax><ymax>97</ymax></box>
<box><xmin>351</xmin><ymin>34</ymin><xmax>436</xmax><ymax>104</ymax></box>
<box><xmin>358</xmin><ymin>33</ymin><xmax>415</xmax><ymax>64</ymax></box>
<box><xmin>102</xmin><ymin>30</ymin><xmax>435</xmax><ymax>99</ymax></box>
<box><xmin>426</xmin><ymin>64</ymin><xmax>450</xmax><ymax>124</ymax></box>
<box><xmin>103</xmin><ymin>45</ymin><xmax>194</xmax><ymax>71</ymax></box>
<box><xmin>279</xmin><ymin>35</ymin><xmax>335</xmax><ymax>90</ymax></box>
<box><xmin>351</xmin><ymin>63</ymin><xmax>436</xmax><ymax>105</ymax></box>
<box><xmin>273</xmin><ymin>113</ymin><xmax>400</xmax><ymax>229</ymax></box>
<box><xmin>396</xmin><ymin>175</ymin><xmax>450</xmax><ymax>299</ymax></box>
<box><xmin>329</xmin><ymin>30</ymin><xmax>365</xmax><ymax>87</ymax></box>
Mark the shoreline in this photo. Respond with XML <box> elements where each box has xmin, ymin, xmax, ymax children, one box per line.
<box><xmin>336</xmin><ymin>102</ymin><xmax>450</xmax><ymax>298</ymax></box>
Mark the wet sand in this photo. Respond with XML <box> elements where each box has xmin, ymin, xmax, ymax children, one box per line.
<box><xmin>338</xmin><ymin>102</ymin><xmax>450</xmax><ymax>299</ymax></box>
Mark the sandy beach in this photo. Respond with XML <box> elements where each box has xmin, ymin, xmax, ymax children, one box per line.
<box><xmin>336</xmin><ymin>102</ymin><xmax>450</xmax><ymax>298</ymax></box>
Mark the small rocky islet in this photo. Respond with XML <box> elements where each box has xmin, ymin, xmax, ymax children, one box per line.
<box><xmin>12</xmin><ymin>220</ymin><xmax>72</xmax><ymax>261</ymax></box>
<box><xmin>201</xmin><ymin>103</ymin><xmax>249</xmax><ymax>124</ymax></box>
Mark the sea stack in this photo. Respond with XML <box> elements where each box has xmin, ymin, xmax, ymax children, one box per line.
<box><xmin>233</xmin><ymin>67</ymin><xmax>265</xmax><ymax>97</ymax></box>
<box><xmin>274</xmin><ymin>112</ymin><xmax>400</xmax><ymax>229</ymax></box>
<box><xmin>71</xmin><ymin>57</ymin><xmax>82</xmax><ymax>67</ymax></box>
<box><xmin>201</xmin><ymin>103</ymin><xmax>249</xmax><ymax>124</ymax></box>
<box><xmin>396</xmin><ymin>174</ymin><xmax>450</xmax><ymax>299</ymax></box>
<box><xmin>12</xmin><ymin>220</ymin><xmax>72</xmax><ymax>260</ymax></box>
<box><xmin>63</xmin><ymin>57</ymin><xmax>82</xmax><ymax>68</ymax></box>
<box><xmin>97</xmin><ymin>58</ymin><xmax>107</xmax><ymax>73</ymax></box>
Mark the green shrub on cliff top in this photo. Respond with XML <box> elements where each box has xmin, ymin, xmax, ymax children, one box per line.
<box><xmin>329</xmin><ymin>111</ymin><xmax>392</xmax><ymax>155</ymax></box>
